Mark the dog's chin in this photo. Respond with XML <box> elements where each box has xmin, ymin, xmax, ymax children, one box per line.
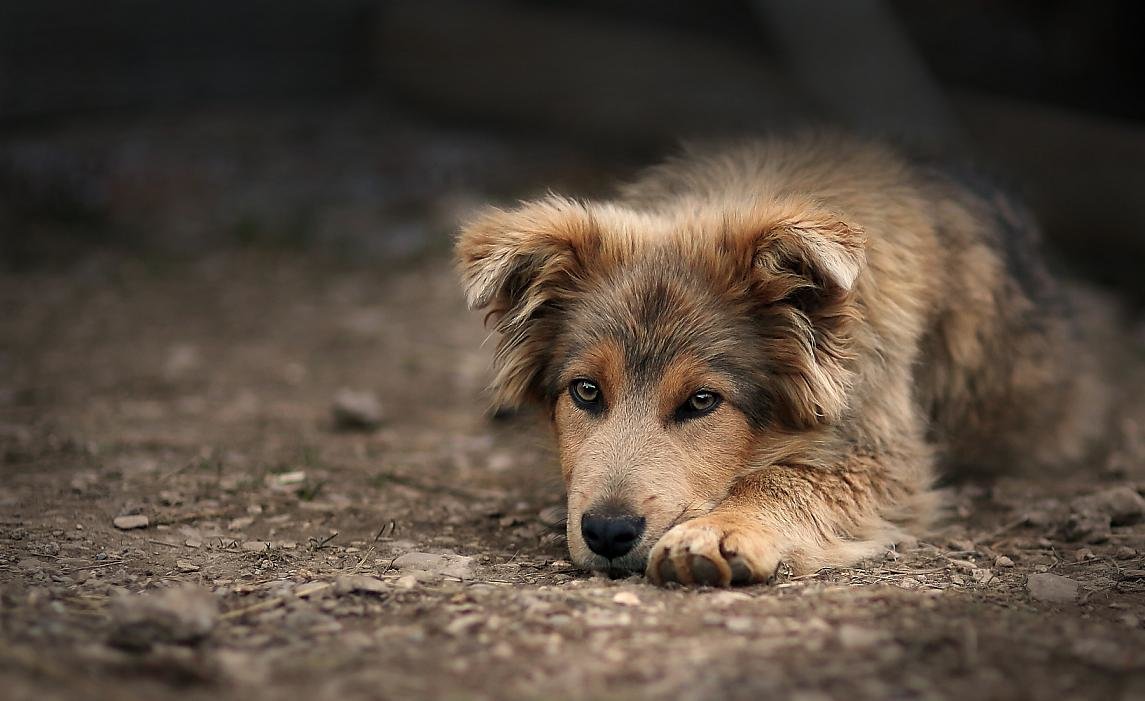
<box><xmin>575</xmin><ymin>550</ymin><xmax>649</xmax><ymax>579</ymax></box>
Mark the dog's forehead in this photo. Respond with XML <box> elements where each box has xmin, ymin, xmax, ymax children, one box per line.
<box><xmin>566</xmin><ymin>253</ymin><xmax>751</xmax><ymax>380</ymax></box>
<box><xmin>548</xmin><ymin>250</ymin><xmax>773</xmax><ymax>426</ymax></box>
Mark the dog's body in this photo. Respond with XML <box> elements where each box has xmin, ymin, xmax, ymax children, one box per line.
<box><xmin>457</xmin><ymin>133</ymin><xmax>1116</xmax><ymax>586</ymax></box>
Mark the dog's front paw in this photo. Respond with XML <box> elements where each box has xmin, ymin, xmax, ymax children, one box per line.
<box><xmin>646</xmin><ymin>515</ymin><xmax>783</xmax><ymax>587</ymax></box>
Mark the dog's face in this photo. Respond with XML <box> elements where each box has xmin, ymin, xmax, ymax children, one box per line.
<box><xmin>550</xmin><ymin>304</ymin><xmax>761</xmax><ymax>573</ymax></box>
<box><xmin>457</xmin><ymin>195</ymin><xmax>863</xmax><ymax>573</ymax></box>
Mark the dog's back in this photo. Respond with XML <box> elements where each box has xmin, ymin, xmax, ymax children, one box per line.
<box><xmin>620</xmin><ymin>133</ymin><xmax>1117</xmax><ymax>477</ymax></box>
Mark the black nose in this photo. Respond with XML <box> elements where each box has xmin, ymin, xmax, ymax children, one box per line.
<box><xmin>580</xmin><ymin>513</ymin><xmax>646</xmax><ymax>560</ymax></box>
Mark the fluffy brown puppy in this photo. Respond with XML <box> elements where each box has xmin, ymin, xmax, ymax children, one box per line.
<box><xmin>456</xmin><ymin>133</ymin><xmax>1114</xmax><ymax>586</ymax></box>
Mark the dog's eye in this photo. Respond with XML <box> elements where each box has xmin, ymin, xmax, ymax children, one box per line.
<box><xmin>569</xmin><ymin>379</ymin><xmax>603</xmax><ymax>413</ymax></box>
<box><xmin>674</xmin><ymin>390</ymin><xmax>722</xmax><ymax>422</ymax></box>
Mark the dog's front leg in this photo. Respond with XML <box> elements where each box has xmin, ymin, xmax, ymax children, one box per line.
<box><xmin>646</xmin><ymin>454</ymin><xmax>926</xmax><ymax>586</ymax></box>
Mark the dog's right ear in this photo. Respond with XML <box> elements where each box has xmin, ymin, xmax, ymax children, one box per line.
<box><xmin>457</xmin><ymin>196</ymin><xmax>597</xmax><ymax>317</ymax></box>
<box><xmin>456</xmin><ymin>196</ymin><xmax>598</xmax><ymax>406</ymax></box>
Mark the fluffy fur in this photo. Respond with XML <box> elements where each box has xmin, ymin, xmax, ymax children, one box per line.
<box><xmin>457</xmin><ymin>133</ymin><xmax>1116</xmax><ymax>586</ymax></box>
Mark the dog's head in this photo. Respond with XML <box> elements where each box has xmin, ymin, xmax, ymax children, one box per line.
<box><xmin>457</xmin><ymin>194</ymin><xmax>864</xmax><ymax>574</ymax></box>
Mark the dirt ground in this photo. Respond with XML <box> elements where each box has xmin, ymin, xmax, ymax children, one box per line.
<box><xmin>3</xmin><ymin>240</ymin><xmax>1145</xmax><ymax>701</ymax></box>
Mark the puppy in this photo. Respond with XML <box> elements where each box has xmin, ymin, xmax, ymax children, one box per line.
<box><xmin>456</xmin><ymin>133</ymin><xmax>1114</xmax><ymax>586</ymax></box>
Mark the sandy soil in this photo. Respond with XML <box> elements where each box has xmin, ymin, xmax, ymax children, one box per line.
<box><xmin>3</xmin><ymin>249</ymin><xmax>1145</xmax><ymax>701</ymax></box>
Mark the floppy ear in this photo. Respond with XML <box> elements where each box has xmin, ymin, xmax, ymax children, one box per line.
<box><xmin>749</xmin><ymin>206</ymin><xmax>866</xmax><ymax>306</ymax></box>
<box><xmin>740</xmin><ymin>203</ymin><xmax>867</xmax><ymax>428</ymax></box>
<box><xmin>456</xmin><ymin>195</ymin><xmax>598</xmax><ymax>407</ymax></box>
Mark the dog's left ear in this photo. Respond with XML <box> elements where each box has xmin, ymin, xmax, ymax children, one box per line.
<box><xmin>748</xmin><ymin>206</ymin><xmax>866</xmax><ymax>305</ymax></box>
<box><xmin>739</xmin><ymin>203</ymin><xmax>867</xmax><ymax>428</ymax></box>
<box><xmin>456</xmin><ymin>195</ymin><xmax>598</xmax><ymax>407</ymax></box>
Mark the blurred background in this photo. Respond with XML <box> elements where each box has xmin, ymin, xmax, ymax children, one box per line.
<box><xmin>2</xmin><ymin>0</ymin><xmax>1145</xmax><ymax>303</ymax></box>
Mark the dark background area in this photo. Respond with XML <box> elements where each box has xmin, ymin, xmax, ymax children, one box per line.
<box><xmin>4</xmin><ymin>1</ymin><xmax>1145</xmax><ymax>122</ymax></box>
<box><xmin>2</xmin><ymin>0</ymin><xmax>1144</xmax><ymax>304</ymax></box>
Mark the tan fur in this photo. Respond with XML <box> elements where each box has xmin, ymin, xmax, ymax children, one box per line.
<box><xmin>554</xmin><ymin>349</ymin><xmax>758</xmax><ymax>573</ymax></box>
<box><xmin>456</xmin><ymin>133</ymin><xmax>1115</xmax><ymax>586</ymax></box>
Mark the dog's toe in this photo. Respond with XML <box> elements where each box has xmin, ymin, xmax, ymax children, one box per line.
<box><xmin>654</xmin><ymin>549</ymin><xmax>731</xmax><ymax>587</ymax></box>
<box><xmin>647</xmin><ymin>515</ymin><xmax>782</xmax><ymax>587</ymax></box>
<box><xmin>727</xmin><ymin>555</ymin><xmax>755</xmax><ymax>585</ymax></box>
<box><xmin>687</xmin><ymin>554</ymin><xmax>730</xmax><ymax>586</ymax></box>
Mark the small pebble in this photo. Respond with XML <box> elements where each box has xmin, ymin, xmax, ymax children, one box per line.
<box><xmin>445</xmin><ymin>614</ymin><xmax>485</xmax><ymax>636</ymax></box>
<box><xmin>1061</xmin><ymin>512</ymin><xmax>1111</xmax><ymax>544</ymax></box>
<box><xmin>838</xmin><ymin>624</ymin><xmax>886</xmax><ymax>650</ymax></box>
<box><xmin>1026</xmin><ymin>573</ymin><xmax>1078</xmax><ymax>603</ymax></box>
<box><xmin>1074</xmin><ymin>548</ymin><xmax>1095</xmax><ymax>561</ymax></box>
<box><xmin>274</xmin><ymin>470</ymin><xmax>307</xmax><ymax>486</ymax></box>
<box><xmin>334</xmin><ymin>575</ymin><xmax>388</xmax><ymax>595</ymax></box>
<box><xmin>584</xmin><ymin>609</ymin><xmax>631</xmax><ymax>628</ymax></box>
<box><xmin>332</xmin><ymin>389</ymin><xmax>383</xmax><ymax>430</ymax></box>
<box><xmin>295</xmin><ymin>582</ymin><xmax>332</xmax><ymax>597</ymax></box>
<box><xmin>994</xmin><ymin>555</ymin><xmax>1015</xmax><ymax>568</ymax></box>
<box><xmin>391</xmin><ymin>552</ymin><xmax>475</xmax><ymax>580</ymax></box>
<box><xmin>724</xmin><ymin>617</ymin><xmax>753</xmax><ymax>633</ymax></box>
<box><xmin>491</xmin><ymin>642</ymin><xmax>514</xmax><ymax>659</ymax></box>
<box><xmin>113</xmin><ymin>515</ymin><xmax>149</xmax><ymax>530</ymax></box>
<box><xmin>611</xmin><ymin>591</ymin><xmax>641</xmax><ymax>607</ymax></box>
<box><xmin>708</xmin><ymin>591</ymin><xmax>753</xmax><ymax>607</ymax></box>
<box><xmin>228</xmin><ymin>517</ymin><xmax>255</xmax><ymax>531</ymax></box>
<box><xmin>108</xmin><ymin>585</ymin><xmax>218</xmax><ymax>650</ymax></box>
<box><xmin>1071</xmin><ymin>486</ymin><xmax>1145</xmax><ymax>525</ymax></box>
